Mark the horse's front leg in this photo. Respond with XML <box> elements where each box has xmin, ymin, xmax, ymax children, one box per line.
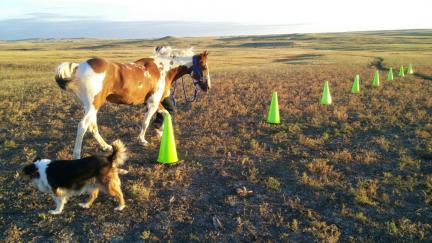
<box><xmin>153</xmin><ymin>96</ymin><xmax>176</xmax><ymax>138</ymax></box>
<box><xmin>138</xmin><ymin>94</ymin><xmax>163</xmax><ymax>146</ymax></box>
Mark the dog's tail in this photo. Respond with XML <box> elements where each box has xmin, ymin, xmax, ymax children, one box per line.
<box><xmin>109</xmin><ymin>140</ymin><xmax>127</xmax><ymax>167</ymax></box>
<box><xmin>55</xmin><ymin>62</ymin><xmax>79</xmax><ymax>90</ymax></box>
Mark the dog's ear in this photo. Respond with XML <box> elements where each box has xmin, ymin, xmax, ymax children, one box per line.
<box><xmin>32</xmin><ymin>156</ymin><xmax>40</xmax><ymax>163</ymax></box>
<box><xmin>22</xmin><ymin>164</ymin><xmax>39</xmax><ymax>178</ymax></box>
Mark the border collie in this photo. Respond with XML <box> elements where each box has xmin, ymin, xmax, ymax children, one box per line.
<box><xmin>22</xmin><ymin>140</ymin><xmax>127</xmax><ymax>215</ymax></box>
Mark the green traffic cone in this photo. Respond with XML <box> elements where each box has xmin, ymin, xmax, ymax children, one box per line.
<box><xmin>388</xmin><ymin>67</ymin><xmax>394</xmax><ymax>81</ymax></box>
<box><xmin>372</xmin><ymin>70</ymin><xmax>380</xmax><ymax>87</ymax></box>
<box><xmin>320</xmin><ymin>81</ymin><xmax>332</xmax><ymax>105</ymax></box>
<box><xmin>407</xmin><ymin>64</ymin><xmax>413</xmax><ymax>74</ymax></box>
<box><xmin>157</xmin><ymin>113</ymin><xmax>178</xmax><ymax>164</ymax></box>
<box><xmin>267</xmin><ymin>92</ymin><xmax>280</xmax><ymax>124</ymax></box>
<box><xmin>399</xmin><ymin>64</ymin><xmax>405</xmax><ymax>77</ymax></box>
<box><xmin>351</xmin><ymin>74</ymin><xmax>360</xmax><ymax>93</ymax></box>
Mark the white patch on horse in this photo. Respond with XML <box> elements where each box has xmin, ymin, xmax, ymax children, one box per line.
<box><xmin>152</xmin><ymin>46</ymin><xmax>195</xmax><ymax>71</ymax></box>
<box><xmin>143</xmin><ymin>71</ymin><xmax>151</xmax><ymax>78</ymax></box>
<box><xmin>154</xmin><ymin>46</ymin><xmax>195</xmax><ymax>57</ymax></box>
<box><xmin>206</xmin><ymin>64</ymin><xmax>211</xmax><ymax>89</ymax></box>
<box><xmin>71</xmin><ymin>62</ymin><xmax>107</xmax><ymax>158</ymax></box>
<box><xmin>74</xmin><ymin>62</ymin><xmax>105</xmax><ymax>110</ymax></box>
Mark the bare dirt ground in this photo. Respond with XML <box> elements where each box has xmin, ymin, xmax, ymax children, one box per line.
<box><xmin>1</xmin><ymin>30</ymin><xmax>432</xmax><ymax>242</ymax></box>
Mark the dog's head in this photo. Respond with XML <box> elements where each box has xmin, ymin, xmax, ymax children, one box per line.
<box><xmin>22</xmin><ymin>157</ymin><xmax>41</xmax><ymax>179</ymax></box>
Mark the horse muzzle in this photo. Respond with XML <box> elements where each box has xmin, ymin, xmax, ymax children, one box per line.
<box><xmin>194</xmin><ymin>77</ymin><xmax>210</xmax><ymax>92</ymax></box>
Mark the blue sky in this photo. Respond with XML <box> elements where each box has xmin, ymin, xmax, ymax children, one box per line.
<box><xmin>0</xmin><ymin>0</ymin><xmax>431</xmax><ymax>39</ymax></box>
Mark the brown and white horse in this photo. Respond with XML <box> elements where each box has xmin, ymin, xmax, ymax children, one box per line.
<box><xmin>55</xmin><ymin>46</ymin><xmax>210</xmax><ymax>159</ymax></box>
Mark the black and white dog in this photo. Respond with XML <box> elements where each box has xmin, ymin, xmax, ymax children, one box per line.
<box><xmin>22</xmin><ymin>140</ymin><xmax>127</xmax><ymax>215</ymax></box>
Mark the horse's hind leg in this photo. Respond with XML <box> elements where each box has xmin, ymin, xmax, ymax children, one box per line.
<box><xmin>87</xmin><ymin>106</ymin><xmax>112</xmax><ymax>152</ymax></box>
<box><xmin>73</xmin><ymin>102</ymin><xmax>111</xmax><ymax>159</ymax></box>
<box><xmin>73</xmin><ymin>106</ymin><xmax>93</xmax><ymax>159</ymax></box>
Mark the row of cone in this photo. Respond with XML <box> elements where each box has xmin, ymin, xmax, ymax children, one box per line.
<box><xmin>267</xmin><ymin>64</ymin><xmax>414</xmax><ymax>123</ymax></box>
<box><xmin>162</xmin><ymin>64</ymin><xmax>415</xmax><ymax>161</ymax></box>
<box><xmin>321</xmin><ymin>64</ymin><xmax>413</xmax><ymax>105</ymax></box>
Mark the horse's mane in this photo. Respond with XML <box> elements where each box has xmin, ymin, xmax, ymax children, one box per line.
<box><xmin>153</xmin><ymin>46</ymin><xmax>195</xmax><ymax>57</ymax></box>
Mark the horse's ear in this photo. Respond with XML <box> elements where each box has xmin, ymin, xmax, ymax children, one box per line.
<box><xmin>203</xmin><ymin>50</ymin><xmax>209</xmax><ymax>56</ymax></box>
<box><xmin>155</xmin><ymin>46</ymin><xmax>166</xmax><ymax>53</ymax></box>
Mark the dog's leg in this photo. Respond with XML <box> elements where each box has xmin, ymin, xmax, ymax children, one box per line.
<box><xmin>79</xmin><ymin>188</ymin><xmax>99</xmax><ymax>209</ymax></box>
<box><xmin>49</xmin><ymin>195</ymin><xmax>67</xmax><ymax>215</ymax></box>
<box><xmin>113</xmin><ymin>189</ymin><xmax>125</xmax><ymax>211</ymax></box>
<box><xmin>107</xmin><ymin>178</ymin><xmax>125</xmax><ymax>211</ymax></box>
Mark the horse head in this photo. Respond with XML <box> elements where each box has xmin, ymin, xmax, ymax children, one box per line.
<box><xmin>191</xmin><ymin>50</ymin><xmax>211</xmax><ymax>92</ymax></box>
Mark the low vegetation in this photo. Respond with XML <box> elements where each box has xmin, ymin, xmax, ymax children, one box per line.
<box><xmin>1</xmin><ymin>30</ymin><xmax>431</xmax><ymax>241</ymax></box>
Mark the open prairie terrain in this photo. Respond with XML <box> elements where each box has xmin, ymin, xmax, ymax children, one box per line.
<box><xmin>1</xmin><ymin>30</ymin><xmax>432</xmax><ymax>242</ymax></box>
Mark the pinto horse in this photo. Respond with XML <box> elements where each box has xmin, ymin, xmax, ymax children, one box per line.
<box><xmin>55</xmin><ymin>46</ymin><xmax>210</xmax><ymax>159</ymax></box>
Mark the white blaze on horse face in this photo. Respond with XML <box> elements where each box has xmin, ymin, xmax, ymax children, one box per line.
<box><xmin>75</xmin><ymin>61</ymin><xmax>105</xmax><ymax>111</ymax></box>
<box><xmin>206</xmin><ymin>65</ymin><xmax>211</xmax><ymax>89</ymax></box>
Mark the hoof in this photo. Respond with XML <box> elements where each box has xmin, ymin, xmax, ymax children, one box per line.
<box><xmin>102</xmin><ymin>145</ymin><xmax>113</xmax><ymax>152</ymax></box>
<box><xmin>115</xmin><ymin>205</ymin><xmax>125</xmax><ymax>211</ymax></box>
<box><xmin>48</xmin><ymin>209</ymin><xmax>62</xmax><ymax>215</ymax></box>
<box><xmin>78</xmin><ymin>202</ymin><xmax>90</xmax><ymax>209</ymax></box>
<box><xmin>117</xmin><ymin>168</ymin><xmax>129</xmax><ymax>175</ymax></box>
<box><xmin>155</xmin><ymin>129</ymin><xmax>163</xmax><ymax>139</ymax></box>
<box><xmin>138</xmin><ymin>137</ymin><xmax>150</xmax><ymax>146</ymax></box>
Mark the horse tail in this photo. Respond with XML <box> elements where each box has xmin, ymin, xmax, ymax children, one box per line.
<box><xmin>55</xmin><ymin>62</ymin><xmax>79</xmax><ymax>90</ymax></box>
<box><xmin>108</xmin><ymin>140</ymin><xmax>128</xmax><ymax>168</ymax></box>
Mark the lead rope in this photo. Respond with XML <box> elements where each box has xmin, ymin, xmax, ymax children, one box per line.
<box><xmin>182</xmin><ymin>77</ymin><xmax>199</xmax><ymax>102</ymax></box>
<box><xmin>171</xmin><ymin>77</ymin><xmax>199</xmax><ymax>107</ymax></box>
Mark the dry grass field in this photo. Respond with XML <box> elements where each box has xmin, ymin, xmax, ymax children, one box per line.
<box><xmin>1</xmin><ymin>30</ymin><xmax>432</xmax><ymax>242</ymax></box>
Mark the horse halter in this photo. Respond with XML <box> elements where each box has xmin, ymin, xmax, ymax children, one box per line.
<box><xmin>170</xmin><ymin>56</ymin><xmax>201</xmax><ymax>105</ymax></box>
<box><xmin>191</xmin><ymin>55</ymin><xmax>203</xmax><ymax>85</ymax></box>
<box><xmin>170</xmin><ymin>55</ymin><xmax>208</xmax><ymax>105</ymax></box>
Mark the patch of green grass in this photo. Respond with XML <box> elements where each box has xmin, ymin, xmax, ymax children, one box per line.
<box><xmin>3</xmin><ymin>140</ymin><xmax>17</xmax><ymax>149</ymax></box>
<box><xmin>128</xmin><ymin>183</ymin><xmax>151</xmax><ymax>202</ymax></box>
<box><xmin>265</xmin><ymin>177</ymin><xmax>281</xmax><ymax>191</ymax></box>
